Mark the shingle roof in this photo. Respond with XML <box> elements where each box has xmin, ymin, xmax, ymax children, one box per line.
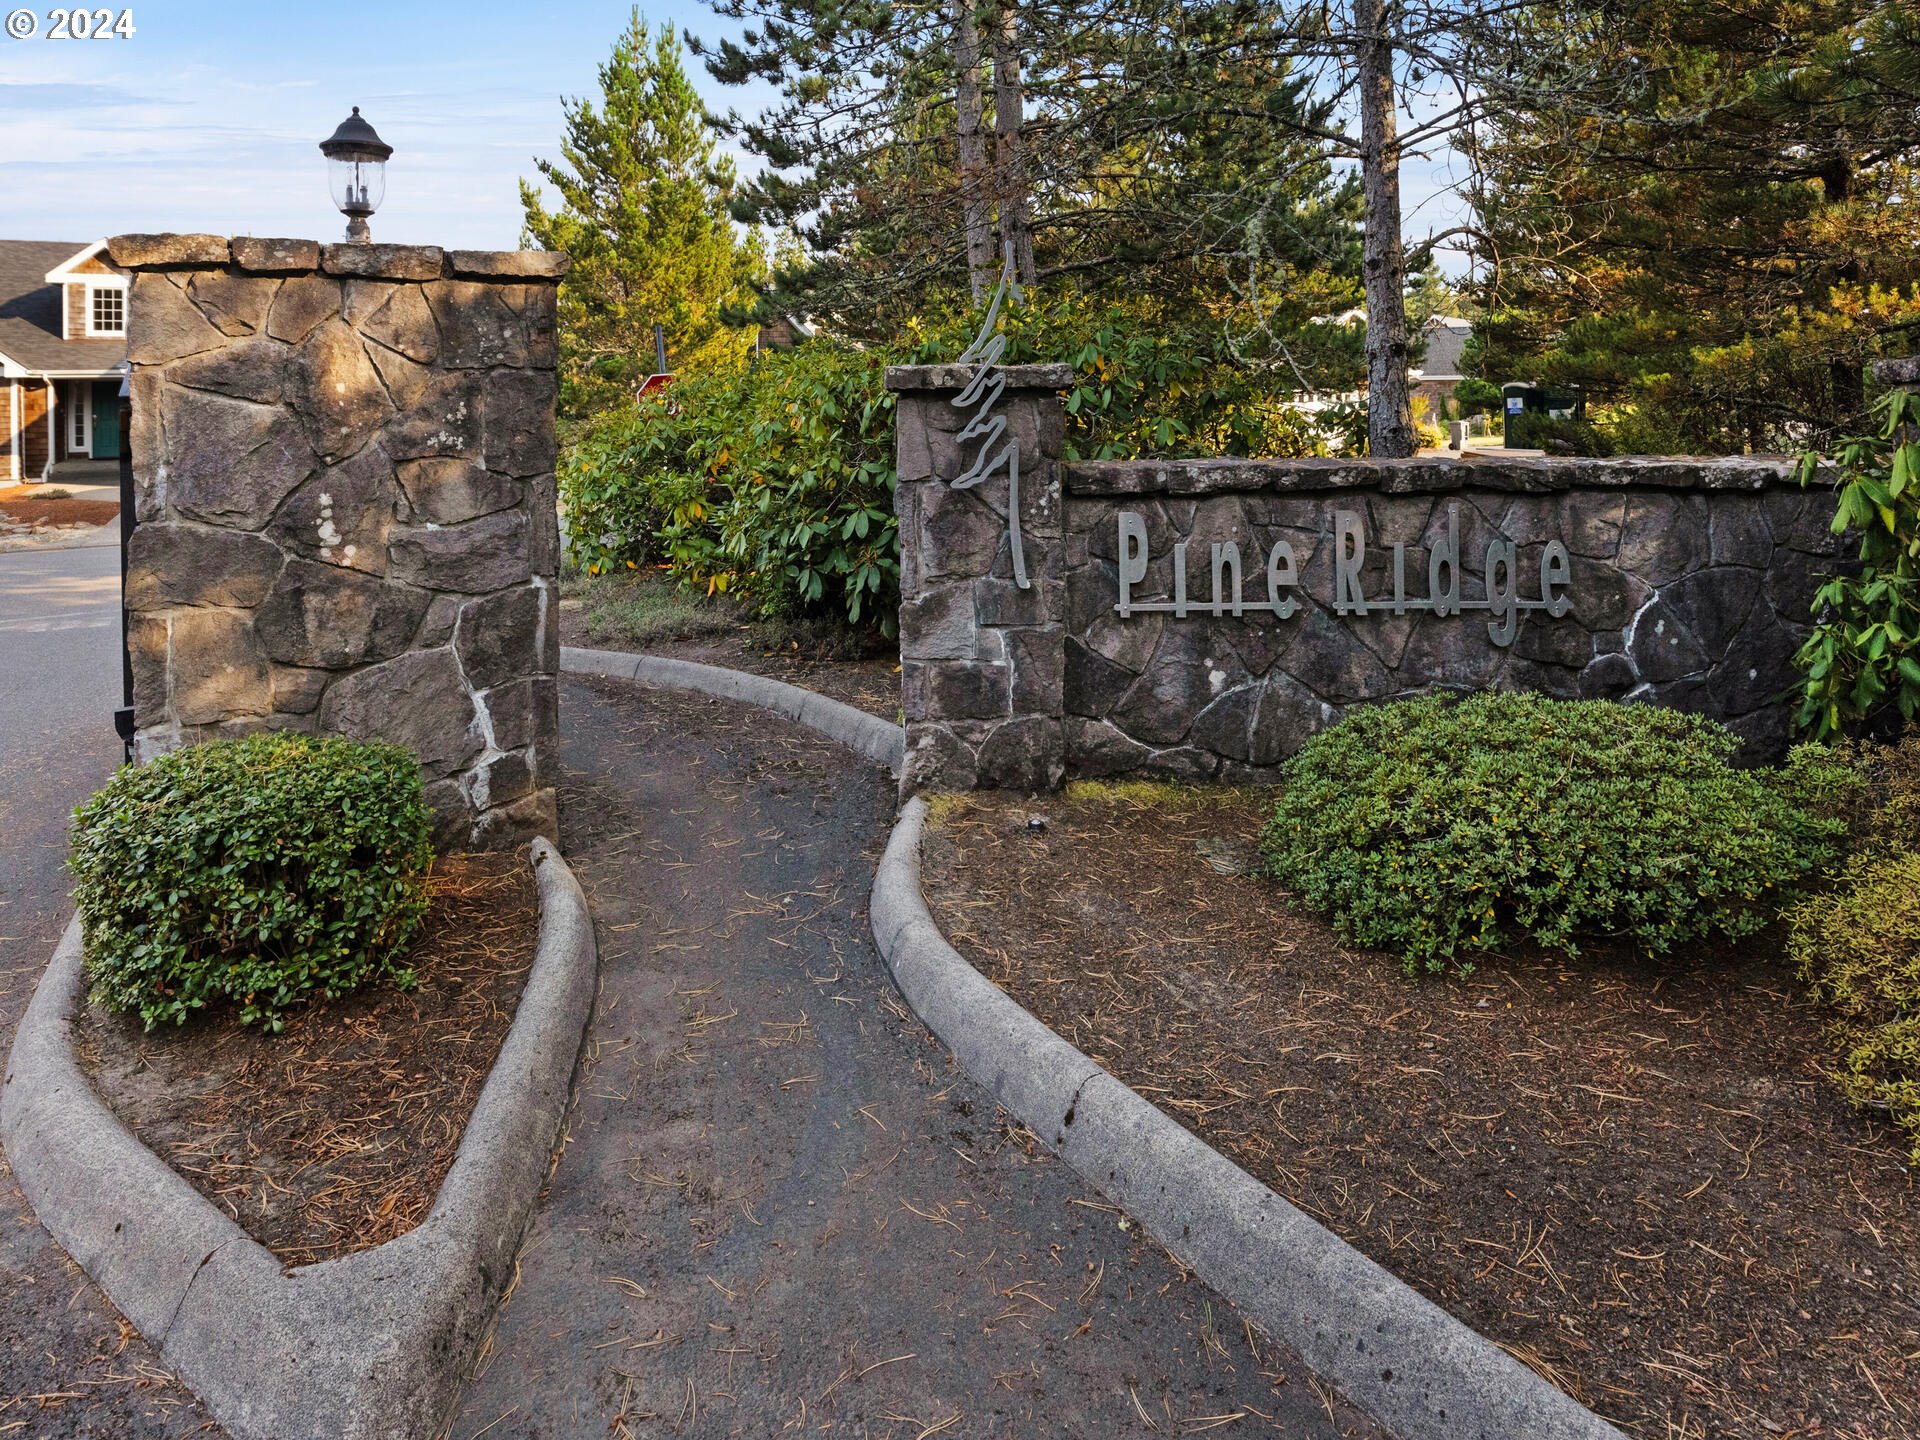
<box><xmin>0</xmin><ymin>240</ymin><xmax>125</xmax><ymax>375</ymax></box>
<box><xmin>1414</xmin><ymin>318</ymin><xmax>1470</xmax><ymax>381</ymax></box>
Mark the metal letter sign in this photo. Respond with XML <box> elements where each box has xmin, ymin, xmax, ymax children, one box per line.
<box><xmin>950</xmin><ymin>253</ymin><xmax>1029</xmax><ymax>589</ymax></box>
<box><xmin>1114</xmin><ymin>502</ymin><xmax>1574</xmax><ymax>648</ymax></box>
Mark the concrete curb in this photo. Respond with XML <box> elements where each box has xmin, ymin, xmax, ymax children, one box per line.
<box><xmin>560</xmin><ymin>648</ymin><xmax>1623</xmax><ymax>1438</ymax></box>
<box><xmin>0</xmin><ymin>839</ymin><xmax>598</xmax><ymax>1440</ymax></box>
<box><xmin>561</xmin><ymin>645</ymin><xmax>905</xmax><ymax>776</ymax></box>
<box><xmin>872</xmin><ymin>798</ymin><xmax>1629</xmax><ymax>1440</ymax></box>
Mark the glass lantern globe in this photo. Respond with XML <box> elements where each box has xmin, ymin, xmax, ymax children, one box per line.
<box><xmin>318</xmin><ymin>107</ymin><xmax>392</xmax><ymax>243</ymax></box>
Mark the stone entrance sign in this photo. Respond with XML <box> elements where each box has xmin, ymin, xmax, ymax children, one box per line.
<box><xmin>887</xmin><ymin>363</ymin><xmax>1838</xmax><ymax>795</ymax></box>
<box><xmin>114</xmin><ymin>233</ymin><xmax>566</xmax><ymax>847</ymax></box>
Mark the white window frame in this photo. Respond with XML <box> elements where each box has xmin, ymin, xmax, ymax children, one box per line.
<box><xmin>85</xmin><ymin>281</ymin><xmax>128</xmax><ymax>338</ymax></box>
<box><xmin>68</xmin><ymin>381</ymin><xmax>91</xmax><ymax>456</ymax></box>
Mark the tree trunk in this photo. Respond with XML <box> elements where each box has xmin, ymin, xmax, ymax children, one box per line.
<box><xmin>953</xmin><ymin>0</ymin><xmax>995</xmax><ymax>300</ymax></box>
<box><xmin>1822</xmin><ymin>153</ymin><xmax>1865</xmax><ymax>430</ymax></box>
<box><xmin>990</xmin><ymin>0</ymin><xmax>1037</xmax><ymax>292</ymax></box>
<box><xmin>1356</xmin><ymin>0</ymin><xmax>1415</xmax><ymax>458</ymax></box>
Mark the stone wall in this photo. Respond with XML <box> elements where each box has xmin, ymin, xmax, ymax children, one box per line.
<box><xmin>890</xmin><ymin>365</ymin><xmax>1839</xmax><ymax>794</ymax></box>
<box><xmin>115</xmin><ymin>233</ymin><xmax>566</xmax><ymax>848</ymax></box>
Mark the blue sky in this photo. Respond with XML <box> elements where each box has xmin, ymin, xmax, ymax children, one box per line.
<box><xmin>0</xmin><ymin>0</ymin><xmax>1469</xmax><ymax>272</ymax></box>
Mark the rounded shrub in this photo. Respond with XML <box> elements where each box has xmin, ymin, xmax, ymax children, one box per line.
<box><xmin>1260</xmin><ymin>692</ymin><xmax>1850</xmax><ymax>974</ymax></box>
<box><xmin>71</xmin><ymin>733</ymin><xmax>433</xmax><ymax>1031</ymax></box>
<box><xmin>1786</xmin><ymin>735</ymin><xmax>1920</xmax><ymax>1161</ymax></box>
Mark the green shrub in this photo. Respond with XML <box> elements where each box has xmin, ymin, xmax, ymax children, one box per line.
<box><xmin>1260</xmin><ymin>693</ymin><xmax>1849</xmax><ymax>974</ymax></box>
<box><xmin>1786</xmin><ymin>734</ymin><xmax>1920</xmax><ymax>1161</ymax></box>
<box><xmin>559</xmin><ymin>287</ymin><xmax>1347</xmax><ymax>637</ymax></box>
<box><xmin>1507</xmin><ymin>412</ymin><xmax>1613</xmax><ymax>456</ymax></box>
<box><xmin>562</xmin><ymin>341</ymin><xmax>900</xmax><ymax>633</ymax></box>
<box><xmin>1793</xmin><ymin>387</ymin><xmax>1920</xmax><ymax>740</ymax></box>
<box><xmin>71</xmin><ymin>734</ymin><xmax>433</xmax><ymax>1032</ymax></box>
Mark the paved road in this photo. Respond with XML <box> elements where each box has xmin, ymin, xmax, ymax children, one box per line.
<box><xmin>450</xmin><ymin>676</ymin><xmax>1378</xmax><ymax>1440</ymax></box>
<box><xmin>0</xmin><ymin>543</ymin><xmax>219</xmax><ymax>1436</ymax></box>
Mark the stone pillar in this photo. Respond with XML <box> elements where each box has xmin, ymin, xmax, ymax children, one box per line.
<box><xmin>114</xmin><ymin>233</ymin><xmax>567</xmax><ymax>850</ymax></box>
<box><xmin>886</xmin><ymin>362</ymin><xmax>1072</xmax><ymax>794</ymax></box>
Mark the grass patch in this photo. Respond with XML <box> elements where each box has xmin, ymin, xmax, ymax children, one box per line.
<box><xmin>570</xmin><ymin>568</ymin><xmax>890</xmax><ymax>660</ymax></box>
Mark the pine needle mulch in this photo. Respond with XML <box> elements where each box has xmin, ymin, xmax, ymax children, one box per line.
<box><xmin>76</xmin><ymin>854</ymin><xmax>538</xmax><ymax>1268</ymax></box>
<box><xmin>920</xmin><ymin>785</ymin><xmax>1920</xmax><ymax>1440</ymax></box>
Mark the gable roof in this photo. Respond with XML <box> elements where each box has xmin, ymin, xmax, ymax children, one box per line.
<box><xmin>1413</xmin><ymin>317</ymin><xmax>1470</xmax><ymax>382</ymax></box>
<box><xmin>0</xmin><ymin>239</ymin><xmax>127</xmax><ymax>376</ymax></box>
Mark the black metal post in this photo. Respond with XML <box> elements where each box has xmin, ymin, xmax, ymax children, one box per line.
<box><xmin>114</xmin><ymin>373</ymin><xmax>136</xmax><ymax>763</ymax></box>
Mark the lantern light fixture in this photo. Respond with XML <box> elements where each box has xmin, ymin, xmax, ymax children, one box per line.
<box><xmin>318</xmin><ymin>106</ymin><xmax>392</xmax><ymax>243</ymax></box>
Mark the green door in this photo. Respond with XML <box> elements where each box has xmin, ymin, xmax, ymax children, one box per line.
<box><xmin>90</xmin><ymin>381</ymin><xmax>121</xmax><ymax>460</ymax></box>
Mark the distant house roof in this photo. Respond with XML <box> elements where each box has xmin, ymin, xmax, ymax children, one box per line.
<box><xmin>1412</xmin><ymin>316</ymin><xmax>1471</xmax><ymax>382</ymax></box>
<box><xmin>0</xmin><ymin>239</ymin><xmax>127</xmax><ymax>376</ymax></box>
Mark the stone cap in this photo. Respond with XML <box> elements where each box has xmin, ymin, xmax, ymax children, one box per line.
<box><xmin>886</xmin><ymin>362</ymin><xmax>1074</xmax><ymax>392</ymax></box>
<box><xmin>1872</xmin><ymin>356</ymin><xmax>1920</xmax><ymax>389</ymax></box>
<box><xmin>1063</xmin><ymin>452</ymin><xmax>1811</xmax><ymax>498</ymax></box>
<box><xmin>107</xmin><ymin>233</ymin><xmax>569</xmax><ymax>283</ymax></box>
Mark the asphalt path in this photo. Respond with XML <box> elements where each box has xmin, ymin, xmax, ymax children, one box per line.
<box><xmin>0</xmin><ymin>542</ymin><xmax>219</xmax><ymax>1436</ymax></box>
<box><xmin>449</xmin><ymin>676</ymin><xmax>1377</xmax><ymax>1440</ymax></box>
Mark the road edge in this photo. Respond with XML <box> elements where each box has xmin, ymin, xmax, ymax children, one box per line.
<box><xmin>0</xmin><ymin>838</ymin><xmax>598</xmax><ymax>1440</ymax></box>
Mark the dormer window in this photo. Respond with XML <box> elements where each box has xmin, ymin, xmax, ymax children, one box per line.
<box><xmin>87</xmin><ymin>284</ymin><xmax>126</xmax><ymax>336</ymax></box>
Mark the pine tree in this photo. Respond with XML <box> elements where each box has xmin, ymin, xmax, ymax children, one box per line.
<box><xmin>522</xmin><ymin>10</ymin><xmax>761</xmax><ymax>417</ymax></box>
<box><xmin>1468</xmin><ymin>0</ymin><xmax>1920</xmax><ymax>451</ymax></box>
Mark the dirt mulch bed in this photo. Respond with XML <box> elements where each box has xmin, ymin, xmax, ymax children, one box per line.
<box><xmin>559</xmin><ymin>603</ymin><xmax>900</xmax><ymax>721</ymax></box>
<box><xmin>76</xmin><ymin>854</ymin><xmax>539</xmax><ymax>1268</ymax></box>
<box><xmin>0</xmin><ymin>485</ymin><xmax>118</xmax><ymax>530</ymax></box>
<box><xmin>921</xmin><ymin>785</ymin><xmax>1920</xmax><ymax>1440</ymax></box>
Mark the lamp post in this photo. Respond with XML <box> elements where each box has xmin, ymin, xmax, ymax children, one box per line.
<box><xmin>318</xmin><ymin>107</ymin><xmax>391</xmax><ymax>243</ymax></box>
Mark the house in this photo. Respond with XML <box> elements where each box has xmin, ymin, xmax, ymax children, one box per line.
<box><xmin>1410</xmin><ymin>315</ymin><xmax>1472</xmax><ymax>415</ymax></box>
<box><xmin>0</xmin><ymin>240</ymin><xmax>129</xmax><ymax>482</ymax></box>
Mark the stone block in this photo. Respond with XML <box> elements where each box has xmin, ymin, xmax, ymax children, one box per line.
<box><xmin>365</xmin><ymin>341</ymin><xmax>434</xmax><ymax>410</ymax></box>
<box><xmin>271</xmin><ymin>665</ymin><xmax>330</xmax><ymax>715</ymax></box>
<box><xmin>465</xmin><ymin>748</ymin><xmax>536</xmax><ymax>810</ymax></box>
<box><xmin>448</xmin><ymin>250</ymin><xmax>570</xmax><ymax>279</ymax></box>
<box><xmin>321</xmin><ymin>244</ymin><xmax>447</xmax><ymax>281</ymax></box>
<box><xmin>484</xmin><ymin>370</ymin><xmax>558</xmax><ymax>477</ymax></box>
<box><xmin>255</xmin><ymin>559</ymin><xmax>430</xmax><ymax>668</ymax></box>
<box><xmin>266</xmin><ymin>276</ymin><xmax>342</xmax><ymax>344</ymax></box>
<box><xmin>129</xmin><ymin>273</ymin><xmax>226</xmax><ymax>365</ymax></box>
<box><xmin>480</xmin><ymin>676</ymin><xmax>556</xmax><ymax>752</ymax></box>
<box><xmin>1189</xmin><ymin>682</ymin><xmax>1259</xmax><ymax>762</ymax></box>
<box><xmin>289</xmin><ymin>319</ymin><xmax>395</xmax><ymax>461</ymax></box>
<box><xmin>384</xmin><ymin>371</ymin><xmax>485</xmax><ymax>460</ymax></box>
<box><xmin>109</xmin><ymin>233</ymin><xmax>230</xmax><ymax>267</ymax></box>
<box><xmin>160</xmin><ymin>387</ymin><xmax>316</xmax><ymax>530</ymax></box>
<box><xmin>1063</xmin><ymin>716</ymin><xmax>1152</xmax><ymax>777</ymax></box>
<box><xmin>389</xmin><ymin>509</ymin><xmax>531</xmax><ymax>593</ymax></box>
<box><xmin>230</xmin><ymin>238</ymin><xmax>321</xmax><ymax>275</ymax></box>
<box><xmin>396</xmin><ymin>457</ymin><xmax>521</xmax><ymax>525</ymax></box>
<box><xmin>359</xmin><ymin>285</ymin><xmax>440</xmax><ymax>365</ymax></box>
<box><xmin>186</xmin><ymin>272</ymin><xmax>273</xmax><ymax>337</ymax></box>
<box><xmin>427</xmin><ymin>281</ymin><xmax>533</xmax><ymax>368</ymax></box>
<box><xmin>269</xmin><ymin>446</ymin><xmax>394</xmax><ymax>574</ymax></box>
<box><xmin>129</xmin><ymin>613</ymin><xmax>169</xmax><ymax>718</ymax></box>
<box><xmin>317</xmin><ymin>647</ymin><xmax>481</xmax><ymax>779</ymax></box>
<box><xmin>170</xmin><ymin>607</ymin><xmax>271</xmax><ymax>725</ymax></box>
<box><xmin>900</xmin><ymin>583</ymin><xmax>978</xmax><ymax>661</ymax></box>
<box><xmin>166</xmin><ymin>336</ymin><xmax>290</xmax><ymax>405</ymax></box>
<box><xmin>528</xmin><ymin>473</ymin><xmax>560</xmax><ymax>575</ymax></box>
<box><xmin>903</xmin><ymin>722</ymin><xmax>980</xmax><ymax>793</ymax></box>
<box><xmin>468</xmin><ymin>787</ymin><xmax>559</xmax><ymax>850</ymax></box>
<box><xmin>1249</xmin><ymin>673</ymin><xmax>1332</xmax><ymax>764</ymax></box>
<box><xmin>976</xmin><ymin>716</ymin><xmax>1064</xmax><ymax>791</ymax></box>
<box><xmin>455</xmin><ymin>586</ymin><xmax>541</xmax><ymax>690</ymax></box>
<box><xmin>913</xmin><ymin>660</ymin><xmax>1010</xmax><ymax>721</ymax></box>
<box><xmin>126</xmin><ymin>525</ymin><xmax>283</xmax><ymax>610</ymax></box>
<box><xmin>1006</xmin><ymin>628</ymin><xmax>1064</xmax><ymax>714</ymax></box>
<box><xmin>1063</xmin><ymin>637</ymin><xmax>1136</xmax><ymax>718</ymax></box>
